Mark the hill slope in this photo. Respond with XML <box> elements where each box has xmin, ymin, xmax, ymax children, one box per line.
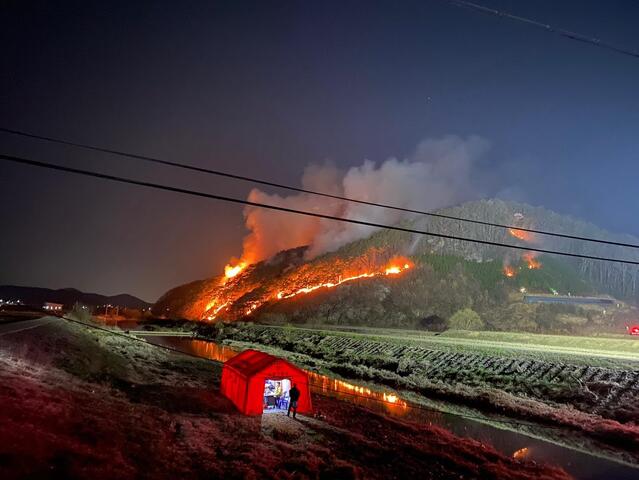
<box><xmin>154</xmin><ymin>199</ymin><xmax>638</xmax><ymax>333</ymax></box>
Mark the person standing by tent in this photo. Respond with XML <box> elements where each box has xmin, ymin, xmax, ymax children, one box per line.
<box><xmin>287</xmin><ymin>383</ymin><xmax>300</xmax><ymax>418</ymax></box>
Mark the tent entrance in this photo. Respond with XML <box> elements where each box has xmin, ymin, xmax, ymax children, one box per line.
<box><xmin>263</xmin><ymin>378</ymin><xmax>291</xmax><ymax>413</ymax></box>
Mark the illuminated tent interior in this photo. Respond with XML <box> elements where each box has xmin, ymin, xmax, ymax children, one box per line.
<box><xmin>220</xmin><ymin>349</ymin><xmax>312</xmax><ymax>416</ymax></box>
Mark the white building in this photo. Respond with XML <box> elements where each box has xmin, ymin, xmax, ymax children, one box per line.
<box><xmin>43</xmin><ymin>302</ymin><xmax>63</xmax><ymax>312</ymax></box>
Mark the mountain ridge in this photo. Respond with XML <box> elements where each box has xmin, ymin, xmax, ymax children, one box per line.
<box><xmin>0</xmin><ymin>285</ymin><xmax>152</xmax><ymax>309</ymax></box>
<box><xmin>153</xmin><ymin>199</ymin><xmax>638</xmax><ymax>332</ymax></box>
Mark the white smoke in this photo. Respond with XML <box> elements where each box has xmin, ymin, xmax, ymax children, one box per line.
<box><xmin>240</xmin><ymin>135</ymin><xmax>490</xmax><ymax>263</ymax></box>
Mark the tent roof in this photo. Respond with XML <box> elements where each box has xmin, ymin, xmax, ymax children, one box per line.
<box><xmin>224</xmin><ymin>349</ymin><xmax>306</xmax><ymax>378</ymax></box>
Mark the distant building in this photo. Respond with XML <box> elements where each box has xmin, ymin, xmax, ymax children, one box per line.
<box><xmin>43</xmin><ymin>302</ymin><xmax>63</xmax><ymax>312</ymax></box>
<box><xmin>524</xmin><ymin>295</ymin><xmax>614</xmax><ymax>306</ymax></box>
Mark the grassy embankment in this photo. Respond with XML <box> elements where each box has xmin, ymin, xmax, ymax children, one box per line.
<box><xmin>304</xmin><ymin>325</ymin><xmax>639</xmax><ymax>366</ymax></box>
<box><xmin>197</xmin><ymin>322</ymin><xmax>639</xmax><ymax>464</ymax></box>
<box><xmin>0</xmin><ymin>316</ymin><xmax>571</xmax><ymax>480</ymax></box>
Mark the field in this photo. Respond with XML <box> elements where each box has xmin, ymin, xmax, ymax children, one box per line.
<box><xmin>302</xmin><ymin>326</ymin><xmax>639</xmax><ymax>366</ymax></box>
<box><xmin>197</xmin><ymin>322</ymin><xmax>639</xmax><ymax>463</ymax></box>
<box><xmin>0</xmin><ymin>317</ymin><xmax>571</xmax><ymax>480</ymax></box>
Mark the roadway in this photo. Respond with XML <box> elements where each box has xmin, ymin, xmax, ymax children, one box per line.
<box><xmin>0</xmin><ymin>316</ymin><xmax>56</xmax><ymax>336</ymax></box>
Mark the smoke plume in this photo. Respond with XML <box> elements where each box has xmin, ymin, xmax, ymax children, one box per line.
<box><xmin>240</xmin><ymin>135</ymin><xmax>490</xmax><ymax>264</ymax></box>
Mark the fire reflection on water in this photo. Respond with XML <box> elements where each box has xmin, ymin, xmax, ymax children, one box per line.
<box><xmin>185</xmin><ymin>339</ymin><xmax>410</xmax><ymax>416</ymax></box>
<box><xmin>307</xmin><ymin>372</ymin><xmax>409</xmax><ymax>416</ymax></box>
<box><xmin>144</xmin><ymin>337</ymin><xmax>622</xmax><ymax>479</ymax></box>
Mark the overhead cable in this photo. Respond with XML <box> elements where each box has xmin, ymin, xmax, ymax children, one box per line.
<box><xmin>2</xmin><ymin>126</ymin><xmax>639</xmax><ymax>250</ymax></box>
<box><xmin>3</xmin><ymin>152</ymin><xmax>639</xmax><ymax>266</ymax></box>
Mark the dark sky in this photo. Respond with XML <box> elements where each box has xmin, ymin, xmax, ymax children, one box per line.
<box><xmin>1</xmin><ymin>0</ymin><xmax>638</xmax><ymax>302</ymax></box>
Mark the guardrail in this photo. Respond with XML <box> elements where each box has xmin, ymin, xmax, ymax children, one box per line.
<box><xmin>128</xmin><ymin>330</ymin><xmax>195</xmax><ymax>337</ymax></box>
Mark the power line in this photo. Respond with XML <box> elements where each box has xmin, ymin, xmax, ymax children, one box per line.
<box><xmin>443</xmin><ymin>0</ymin><xmax>639</xmax><ymax>60</ymax></box>
<box><xmin>56</xmin><ymin>314</ymin><xmax>569</xmax><ymax>432</ymax></box>
<box><xmin>3</xmin><ymin>152</ymin><xmax>639</xmax><ymax>266</ymax></box>
<box><xmin>2</xmin><ymin>126</ymin><xmax>639</xmax><ymax>250</ymax></box>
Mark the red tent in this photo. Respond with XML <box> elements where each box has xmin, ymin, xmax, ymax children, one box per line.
<box><xmin>220</xmin><ymin>349</ymin><xmax>313</xmax><ymax>416</ymax></box>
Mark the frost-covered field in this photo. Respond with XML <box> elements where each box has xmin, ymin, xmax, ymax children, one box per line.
<box><xmin>285</xmin><ymin>325</ymin><xmax>639</xmax><ymax>367</ymax></box>
<box><xmin>199</xmin><ymin>322</ymin><xmax>639</xmax><ymax>462</ymax></box>
<box><xmin>0</xmin><ymin>318</ymin><xmax>573</xmax><ymax>480</ymax></box>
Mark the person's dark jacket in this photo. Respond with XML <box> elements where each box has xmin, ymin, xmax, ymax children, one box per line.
<box><xmin>289</xmin><ymin>386</ymin><xmax>300</xmax><ymax>401</ymax></box>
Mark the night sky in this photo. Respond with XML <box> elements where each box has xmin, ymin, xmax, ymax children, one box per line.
<box><xmin>1</xmin><ymin>0</ymin><xmax>638</xmax><ymax>302</ymax></box>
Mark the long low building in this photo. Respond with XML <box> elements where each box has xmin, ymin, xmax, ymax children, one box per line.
<box><xmin>524</xmin><ymin>294</ymin><xmax>615</xmax><ymax>306</ymax></box>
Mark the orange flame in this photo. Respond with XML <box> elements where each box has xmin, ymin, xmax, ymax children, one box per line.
<box><xmin>523</xmin><ymin>252</ymin><xmax>541</xmax><ymax>270</ymax></box>
<box><xmin>383</xmin><ymin>393</ymin><xmax>399</xmax><ymax>403</ymax></box>
<box><xmin>205</xmin><ymin>300</ymin><xmax>230</xmax><ymax>321</ymax></box>
<box><xmin>508</xmin><ymin>228</ymin><xmax>533</xmax><ymax>242</ymax></box>
<box><xmin>224</xmin><ymin>262</ymin><xmax>246</xmax><ymax>279</ymax></box>
<box><xmin>244</xmin><ymin>302</ymin><xmax>260</xmax><ymax>316</ymax></box>
<box><xmin>204</xmin><ymin>256</ymin><xmax>413</xmax><ymax>320</ymax></box>
<box><xmin>277</xmin><ymin>258</ymin><xmax>412</xmax><ymax>301</ymax></box>
<box><xmin>503</xmin><ymin>265</ymin><xmax>516</xmax><ymax>278</ymax></box>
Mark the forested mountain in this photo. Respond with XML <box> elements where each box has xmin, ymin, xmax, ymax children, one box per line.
<box><xmin>0</xmin><ymin>285</ymin><xmax>151</xmax><ymax>309</ymax></box>
<box><xmin>349</xmin><ymin>199</ymin><xmax>639</xmax><ymax>300</ymax></box>
<box><xmin>154</xmin><ymin>199</ymin><xmax>638</xmax><ymax>333</ymax></box>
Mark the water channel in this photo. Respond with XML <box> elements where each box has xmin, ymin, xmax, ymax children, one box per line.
<box><xmin>142</xmin><ymin>335</ymin><xmax>638</xmax><ymax>480</ymax></box>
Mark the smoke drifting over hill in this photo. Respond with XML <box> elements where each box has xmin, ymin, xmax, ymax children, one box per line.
<box><xmin>240</xmin><ymin>135</ymin><xmax>490</xmax><ymax>264</ymax></box>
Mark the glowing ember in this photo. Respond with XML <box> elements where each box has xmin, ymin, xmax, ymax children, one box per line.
<box><xmin>224</xmin><ymin>262</ymin><xmax>246</xmax><ymax>279</ymax></box>
<box><xmin>523</xmin><ymin>252</ymin><xmax>541</xmax><ymax>269</ymax></box>
<box><xmin>508</xmin><ymin>228</ymin><xmax>533</xmax><ymax>242</ymax></box>
<box><xmin>205</xmin><ymin>301</ymin><xmax>230</xmax><ymax>320</ymax></box>
<box><xmin>512</xmin><ymin>447</ymin><xmax>530</xmax><ymax>460</ymax></box>
<box><xmin>244</xmin><ymin>302</ymin><xmax>260</xmax><ymax>316</ymax></box>
<box><xmin>503</xmin><ymin>265</ymin><xmax>516</xmax><ymax>278</ymax></box>
<box><xmin>383</xmin><ymin>393</ymin><xmax>399</xmax><ymax>403</ymax></box>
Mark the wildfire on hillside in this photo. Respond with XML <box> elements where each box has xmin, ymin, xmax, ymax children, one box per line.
<box><xmin>276</xmin><ymin>260</ymin><xmax>411</xmax><ymax>301</ymax></box>
<box><xmin>204</xmin><ymin>300</ymin><xmax>230</xmax><ymax>317</ymax></box>
<box><xmin>204</xmin><ymin>255</ymin><xmax>414</xmax><ymax>321</ymax></box>
<box><xmin>508</xmin><ymin>228</ymin><xmax>533</xmax><ymax>242</ymax></box>
<box><xmin>523</xmin><ymin>252</ymin><xmax>541</xmax><ymax>270</ymax></box>
<box><xmin>505</xmin><ymin>223</ymin><xmax>542</xmax><ymax>276</ymax></box>
<box><xmin>224</xmin><ymin>262</ymin><xmax>247</xmax><ymax>281</ymax></box>
<box><xmin>503</xmin><ymin>265</ymin><xmax>516</xmax><ymax>278</ymax></box>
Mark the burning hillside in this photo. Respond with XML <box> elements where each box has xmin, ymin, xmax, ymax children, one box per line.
<box><xmin>155</xmin><ymin>246</ymin><xmax>414</xmax><ymax>321</ymax></box>
<box><xmin>161</xmin><ymin>138</ymin><xmax>487</xmax><ymax>321</ymax></box>
<box><xmin>502</xmin><ymin>222</ymin><xmax>542</xmax><ymax>278</ymax></box>
<box><xmin>154</xmin><ymin>199</ymin><xmax>639</xmax><ymax>328</ymax></box>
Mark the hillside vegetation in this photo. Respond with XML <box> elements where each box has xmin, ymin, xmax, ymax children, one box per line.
<box><xmin>155</xmin><ymin>199</ymin><xmax>639</xmax><ymax>334</ymax></box>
